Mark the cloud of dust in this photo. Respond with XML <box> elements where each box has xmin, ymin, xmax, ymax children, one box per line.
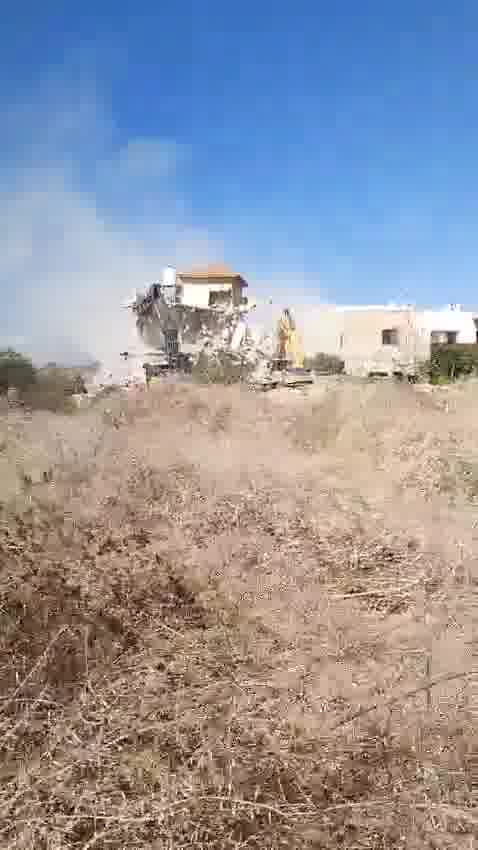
<box><xmin>0</xmin><ymin>72</ymin><xmax>219</xmax><ymax>368</ymax></box>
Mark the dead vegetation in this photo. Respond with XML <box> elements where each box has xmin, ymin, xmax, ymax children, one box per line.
<box><xmin>0</xmin><ymin>379</ymin><xmax>476</xmax><ymax>848</ymax></box>
<box><xmin>0</xmin><ymin>350</ymin><xmax>87</xmax><ymax>414</ymax></box>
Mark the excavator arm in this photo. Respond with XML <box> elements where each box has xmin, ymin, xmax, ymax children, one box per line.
<box><xmin>276</xmin><ymin>309</ymin><xmax>305</xmax><ymax>368</ymax></box>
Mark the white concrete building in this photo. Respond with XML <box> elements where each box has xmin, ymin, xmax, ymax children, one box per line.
<box><xmin>175</xmin><ymin>264</ymin><xmax>248</xmax><ymax>309</ymax></box>
<box><xmin>417</xmin><ymin>305</ymin><xmax>476</xmax><ymax>345</ymax></box>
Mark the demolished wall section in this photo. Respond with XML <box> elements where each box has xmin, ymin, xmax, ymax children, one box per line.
<box><xmin>131</xmin><ymin>283</ymin><xmax>272</xmax><ymax>375</ymax></box>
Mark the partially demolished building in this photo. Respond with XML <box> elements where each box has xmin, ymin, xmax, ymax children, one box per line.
<box><xmin>127</xmin><ymin>265</ymin><xmax>274</xmax><ymax>379</ymax></box>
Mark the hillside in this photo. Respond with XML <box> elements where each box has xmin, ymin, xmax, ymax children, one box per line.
<box><xmin>0</xmin><ymin>380</ymin><xmax>476</xmax><ymax>848</ymax></box>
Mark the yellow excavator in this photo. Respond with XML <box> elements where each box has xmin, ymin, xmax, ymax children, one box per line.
<box><xmin>253</xmin><ymin>307</ymin><xmax>313</xmax><ymax>390</ymax></box>
<box><xmin>275</xmin><ymin>308</ymin><xmax>305</xmax><ymax>369</ymax></box>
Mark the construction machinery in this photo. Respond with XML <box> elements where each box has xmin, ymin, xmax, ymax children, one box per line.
<box><xmin>251</xmin><ymin>307</ymin><xmax>314</xmax><ymax>390</ymax></box>
<box><xmin>274</xmin><ymin>308</ymin><xmax>304</xmax><ymax>366</ymax></box>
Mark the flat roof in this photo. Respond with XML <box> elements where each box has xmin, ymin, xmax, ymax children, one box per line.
<box><xmin>177</xmin><ymin>264</ymin><xmax>248</xmax><ymax>285</ymax></box>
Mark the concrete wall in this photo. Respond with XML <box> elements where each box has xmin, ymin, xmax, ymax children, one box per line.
<box><xmin>292</xmin><ymin>306</ymin><xmax>417</xmax><ymax>374</ymax></box>
<box><xmin>136</xmin><ymin>298</ymin><xmax>236</xmax><ymax>357</ymax></box>
<box><xmin>297</xmin><ymin>305</ymin><xmax>477</xmax><ymax>376</ymax></box>
<box><xmin>418</xmin><ymin>308</ymin><xmax>476</xmax><ymax>344</ymax></box>
<box><xmin>340</xmin><ymin>309</ymin><xmax>418</xmax><ymax>375</ymax></box>
<box><xmin>293</xmin><ymin>306</ymin><xmax>345</xmax><ymax>359</ymax></box>
<box><xmin>178</xmin><ymin>278</ymin><xmax>245</xmax><ymax>309</ymax></box>
<box><xmin>180</xmin><ymin>282</ymin><xmax>215</xmax><ymax>308</ymax></box>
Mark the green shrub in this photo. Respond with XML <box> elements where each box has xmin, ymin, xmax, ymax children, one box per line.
<box><xmin>430</xmin><ymin>343</ymin><xmax>478</xmax><ymax>382</ymax></box>
<box><xmin>0</xmin><ymin>349</ymin><xmax>37</xmax><ymax>394</ymax></box>
<box><xmin>304</xmin><ymin>352</ymin><xmax>345</xmax><ymax>375</ymax></box>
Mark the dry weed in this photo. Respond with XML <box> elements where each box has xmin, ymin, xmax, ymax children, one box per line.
<box><xmin>0</xmin><ymin>379</ymin><xmax>476</xmax><ymax>848</ymax></box>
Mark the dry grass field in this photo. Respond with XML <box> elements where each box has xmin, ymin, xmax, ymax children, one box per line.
<box><xmin>0</xmin><ymin>378</ymin><xmax>476</xmax><ymax>848</ymax></box>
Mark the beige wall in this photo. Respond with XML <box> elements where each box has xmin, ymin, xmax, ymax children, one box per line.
<box><xmin>295</xmin><ymin>307</ymin><xmax>422</xmax><ymax>375</ymax></box>
<box><xmin>298</xmin><ymin>305</ymin><xmax>477</xmax><ymax>374</ymax></box>
<box><xmin>290</xmin><ymin>306</ymin><xmax>345</xmax><ymax>359</ymax></box>
<box><xmin>178</xmin><ymin>277</ymin><xmax>245</xmax><ymax>308</ymax></box>
<box><xmin>340</xmin><ymin>309</ymin><xmax>418</xmax><ymax>375</ymax></box>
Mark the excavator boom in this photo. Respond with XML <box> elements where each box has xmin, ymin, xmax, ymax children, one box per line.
<box><xmin>276</xmin><ymin>308</ymin><xmax>305</xmax><ymax>368</ymax></box>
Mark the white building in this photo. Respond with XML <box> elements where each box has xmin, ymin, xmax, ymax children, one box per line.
<box><xmin>175</xmin><ymin>264</ymin><xmax>248</xmax><ymax>309</ymax></box>
<box><xmin>417</xmin><ymin>305</ymin><xmax>476</xmax><ymax>345</ymax></box>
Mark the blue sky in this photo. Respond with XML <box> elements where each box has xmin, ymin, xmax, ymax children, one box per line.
<box><xmin>1</xmin><ymin>2</ymin><xmax>478</xmax><ymax>361</ymax></box>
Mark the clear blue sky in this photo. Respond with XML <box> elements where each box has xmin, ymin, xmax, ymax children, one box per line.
<box><xmin>1</xmin><ymin>2</ymin><xmax>478</xmax><ymax>359</ymax></box>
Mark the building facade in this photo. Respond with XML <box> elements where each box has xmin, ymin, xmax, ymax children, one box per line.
<box><xmin>300</xmin><ymin>304</ymin><xmax>477</xmax><ymax>376</ymax></box>
<box><xmin>175</xmin><ymin>264</ymin><xmax>248</xmax><ymax>309</ymax></box>
<box><xmin>339</xmin><ymin>306</ymin><xmax>418</xmax><ymax>376</ymax></box>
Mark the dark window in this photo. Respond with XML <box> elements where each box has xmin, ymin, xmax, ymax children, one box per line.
<box><xmin>382</xmin><ymin>328</ymin><xmax>399</xmax><ymax>346</ymax></box>
<box><xmin>431</xmin><ymin>330</ymin><xmax>458</xmax><ymax>345</ymax></box>
<box><xmin>164</xmin><ymin>329</ymin><xmax>179</xmax><ymax>355</ymax></box>
<box><xmin>208</xmin><ymin>290</ymin><xmax>231</xmax><ymax>307</ymax></box>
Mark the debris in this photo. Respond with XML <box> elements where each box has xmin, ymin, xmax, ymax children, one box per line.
<box><xmin>129</xmin><ymin>275</ymin><xmax>270</xmax><ymax>382</ymax></box>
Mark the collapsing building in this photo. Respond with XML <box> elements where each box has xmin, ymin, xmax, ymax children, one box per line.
<box><xmin>126</xmin><ymin>265</ymin><xmax>275</xmax><ymax>379</ymax></box>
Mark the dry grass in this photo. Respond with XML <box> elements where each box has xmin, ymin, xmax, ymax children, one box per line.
<box><xmin>0</xmin><ymin>378</ymin><xmax>476</xmax><ymax>848</ymax></box>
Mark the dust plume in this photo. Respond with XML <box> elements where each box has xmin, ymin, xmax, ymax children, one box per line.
<box><xmin>0</xmin><ymin>72</ymin><xmax>218</xmax><ymax>368</ymax></box>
